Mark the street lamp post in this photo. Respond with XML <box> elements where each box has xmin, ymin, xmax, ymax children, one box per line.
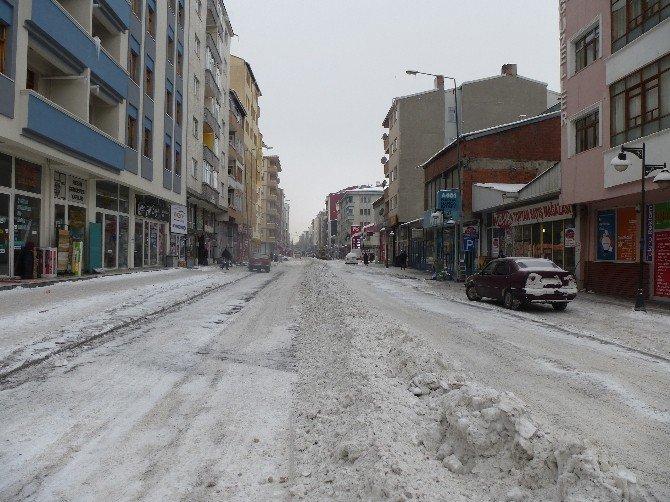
<box><xmin>611</xmin><ymin>142</ymin><xmax>669</xmax><ymax>311</ymax></box>
<box><xmin>406</xmin><ymin>69</ymin><xmax>462</xmax><ymax>279</ymax></box>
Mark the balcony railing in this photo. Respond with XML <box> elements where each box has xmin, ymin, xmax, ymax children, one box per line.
<box><xmin>206</xmin><ymin>32</ymin><xmax>222</xmax><ymax>65</ymax></box>
<box><xmin>201</xmin><ymin>182</ymin><xmax>219</xmax><ymax>206</ymax></box>
<box><xmin>203</xmin><ymin>145</ymin><xmax>219</xmax><ymax>167</ymax></box>
<box><xmin>203</xmin><ymin>106</ymin><xmax>220</xmax><ymax>136</ymax></box>
<box><xmin>204</xmin><ymin>67</ymin><xmax>221</xmax><ymax>98</ymax></box>
<box><xmin>21</xmin><ymin>91</ymin><xmax>126</xmax><ymax>171</ymax></box>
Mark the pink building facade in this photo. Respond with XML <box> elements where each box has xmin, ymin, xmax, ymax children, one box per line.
<box><xmin>560</xmin><ymin>0</ymin><xmax>670</xmax><ymax>300</ymax></box>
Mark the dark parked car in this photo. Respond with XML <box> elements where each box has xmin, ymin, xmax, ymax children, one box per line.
<box><xmin>465</xmin><ymin>257</ymin><xmax>577</xmax><ymax>310</ymax></box>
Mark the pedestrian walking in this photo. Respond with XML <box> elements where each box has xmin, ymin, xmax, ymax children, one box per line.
<box><xmin>363</xmin><ymin>252</ymin><xmax>369</xmax><ymax>266</ymax></box>
<box><xmin>399</xmin><ymin>250</ymin><xmax>408</xmax><ymax>270</ymax></box>
<box><xmin>221</xmin><ymin>247</ymin><xmax>232</xmax><ymax>270</ymax></box>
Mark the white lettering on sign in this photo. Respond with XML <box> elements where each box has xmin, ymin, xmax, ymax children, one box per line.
<box><xmin>494</xmin><ymin>200</ymin><xmax>573</xmax><ymax>228</ymax></box>
<box><xmin>559</xmin><ymin>0</ymin><xmax>569</xmax><ymax>126</ymax></box>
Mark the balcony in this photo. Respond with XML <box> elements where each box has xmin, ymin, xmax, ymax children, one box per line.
<box><xmin>203</xmin><ymin>145</ymin><xmax>219</xmax><ymax>167</ymax></box>
<box><xmin>206</xmin><ymin>32</ymin><xmax>222</xmax><ymax>66</ymax></box>
<box><xmin>203</xmin><ymin>106</ymin><xmax>220</xmax><ymax>137</ymax></box>
<box><xmin>21</xmin><ymin>91</ymin><xmax>126</xmax><ymax>171</ymax></box>
<box><xmin>27</xmin><ymin>0</ymin><xmax>128</xmax><ymax>102</ymax></box>
<box><xmin>201</xmin><ymin>182</ymin><xmax>219</xmax><ymax>206</ymax></box>
<box><xmin>204</xmin><ymin>67</ymin><xmax>221</xmax><ymax>98</ymax></box>
<box><xmin>94</xmin><ymin>0</ymin><xmax>131</xmax><ymax>31</ymax></box>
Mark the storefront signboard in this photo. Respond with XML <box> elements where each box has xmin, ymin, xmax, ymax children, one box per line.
<box><xmin>494</xmin><ymin>200</ymin><xmax>572</xmax><ymax>228</ymax></box>
<box><xmin>616</xmin><ymin>207</ymin><xmax>637</xmax><ymax>262</ymax></box>
<box><xmin>437</xmin><ymin>190</ymin><xmax>461</xmax><ymax>222</ymax></box>
<box><xmin>655</xmin><ymin>202</ymin><xmax>670</xmax><ymax>230</ymax></box>
<box><xmin>68</xmin><ymin>176</ymin><xmax>86</xmax><ymax>204</ymax></box>
<box><xmin>654</xmin><ymin>230</ymin><xmax>670</xmax><ymax>298</ymax></box>
<box><xmin>463</xmin><ymin>225</ymin><xmax>479</xmax><ymax>238</ymax></box>
<box><xmin>596</xmin><ymin>209</ymin><xmax>616</xmax><ymax>261</ymax></box>
<box><xmin>136</xmin><ymin>196</ymin><xmax>170</xmax><ymax>222</ymax></box>
<box><xmin>646</xmin><ymin>204</ymin><xmax>654</xmax><ymax>262</ymax></box>
<box><xmin>170</xmin><ymin>204</ymin><xmax>187</xmax><ymax>235</ymax></box>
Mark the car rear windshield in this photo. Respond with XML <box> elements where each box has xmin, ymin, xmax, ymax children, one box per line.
<box><xmin>515</xmin><ymin>259</ymin><xmax>561</xmax><ymax>270</ymax></box>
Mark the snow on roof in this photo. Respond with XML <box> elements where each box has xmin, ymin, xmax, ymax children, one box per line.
<box><xmin>474</xmin><ymin>183</ymin><xmax>526</xmax><ymax>192</ymax></box>
<box><xmin>343</xmin><ymin>186</ymin><xmax>385</xmax><ymax>193</ymax></box>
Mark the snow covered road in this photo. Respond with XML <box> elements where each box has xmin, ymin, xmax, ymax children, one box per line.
<box><xmin>0</xmin><ymin>260</ymin><xmax>668</xmax><ymax>500</ymax></box>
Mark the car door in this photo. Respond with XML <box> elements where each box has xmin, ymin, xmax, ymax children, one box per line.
<box><xmin>489</xmin><ymin>260</ymin><xmax>511</xmax><ymax>300</ymax></box>
<box><xmin>475</xmin><ymin>260</ymin><xmax>498</xmax><ymax>298</ymax></box>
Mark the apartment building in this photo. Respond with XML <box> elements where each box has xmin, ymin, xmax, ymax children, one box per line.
<box><xmin>184</xmin><ymin>0</ymin><xmax>232</xmax><ymax>265</ymax></box>
<box><xmin>381</xmin><ymin>65</ymin><xmax>558</xmax><ymax>263</ymax></box>
<box><xmin>259</xmin><ymin>154</ymin><xmax>281</xmax><ymax>255</ymax></box>
<box><xmin>226</xmin><ymin>89</ymin><xmax>246</xmax><ymax>260</ymax></box>
<box><xmin>0</xmin><ymin>0</ymin><xmax>187</xmax><ymax>277</ymax></box>
<box><xmin>560</xmin><ymin>0</ymin><xmax>670</xmax><ymax>299</ymax></box>
<box><xmin>335</xmin><ymin>186</ymin><xmax>384</xmax><ymax>250</ymax></box>
<box><xmin>230</xmin><ymin>55</ymin><xmax>263</xmax><ymax>254</ymax></box>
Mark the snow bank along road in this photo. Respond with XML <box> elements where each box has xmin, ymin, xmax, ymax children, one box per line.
<box><xmin>1</xmin><ymin>260</ymin><xmax>668</xmax><ymax>500</ymax></box>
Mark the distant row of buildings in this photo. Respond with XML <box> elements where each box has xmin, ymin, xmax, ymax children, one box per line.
<box><xmin>305</xmin><ymin>1</ymin><xmax>670</xmax><ymax>303</ymax></box>
<box><xmin>0</xmin><ymin>0</ymin><xmax>289</xmax><ymax>279</ymax></box>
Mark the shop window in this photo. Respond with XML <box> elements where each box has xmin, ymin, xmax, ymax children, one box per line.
<box><xmin>575</xmin><ymin>110</ymin><xmax>599</xmax><ymax>153</ymax></box>
<box><xmin>611</xmin><ymin>0</ymin><xmax>670</xmax><ymax>53</ymax></box>
<box><xmin>96</xmin><ymin>181</ymin><xmax>119</xmax><ymax>211</ymax></box>
<box><xmin>574</xmin><ymin>24</ymin><xmax>599</xmax><ymax>73</ymax></box>
<box><xmin>610</xmin><ymin>53</ymin><xmax>669</xmax><ymax>146</ymax></box>
<box><xmin>14</xmin><ymin>194</ymin><xmax>40</xmax><ymax>248</ymax></box>
<box><xmin>0</xmin><ymin>152</ymin><xmax>11</xmax><ymax>188</ymax></box>
<box><xmin>14</xmin><ymin>159</ymin><xmax>42</xmax><ymax>194</ymax></box>
<box><xmin>119</xmin><ymin>215</ymin><xmax>129</xmax><ymax>269</ymax></box>
<box><xmin>0</xmin><ymin>24</ymin><xmax>7</xmax><ymax>76</ymax></box>
<box><xmin>119</xmin><ymin>185</ymin><xmax>129</xmax><ymax>214</ymax></box>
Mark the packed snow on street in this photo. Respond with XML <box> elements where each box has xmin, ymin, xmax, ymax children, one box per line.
<box><xmin>1</xmin><ymin>259</ymin><xmax>669</xmax><ymax>501</ymax></box>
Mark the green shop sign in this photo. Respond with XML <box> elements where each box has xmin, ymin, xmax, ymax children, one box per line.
<box><xmin>656</xmin><ymin>202</ymin><xmax>670</xmax><ymax>230</ymax></box>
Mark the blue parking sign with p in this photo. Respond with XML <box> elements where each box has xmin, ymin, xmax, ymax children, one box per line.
<box><xmin>463</xmin><ymin>236</ymin><xmax>476</xmax><ymax>252</ymax></box>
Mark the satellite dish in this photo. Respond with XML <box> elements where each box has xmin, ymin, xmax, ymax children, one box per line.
<box><xmin>381</xmin><ymin>156</ymin><xmax>388</xmax><ymax>164</ymax></box>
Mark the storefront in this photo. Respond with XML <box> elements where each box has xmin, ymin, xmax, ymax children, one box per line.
<box><xmin>53</xmin><ymin>171</ymin><xmax>87</xmax><ymax>273</ymax></box>
<box><xmin>95</xmin><ymin>181</ymin><xmax>130</xmax><ymax>269</ymax></box>
<box><xmin>134</xmin><ymin>194</ymin><xmax>169</xmax><ymax>268</ymax></box>
<box><xmin>490</xmin><ymin>201</ymin><xmax>576</xmax><ymax>273</ymax></box>
<box><xmin>169</xmin><ymin>203</ymin><xmax>187</xmax><ymax>266</ymax></box>
<box><xmin>0</xmin><ymin>152</ymin><xmax>43</xmax><ymax>277</ymax></box>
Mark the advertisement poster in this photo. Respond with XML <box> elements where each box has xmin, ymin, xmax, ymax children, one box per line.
<box><xmin>616</xmin><ymin>207</ymin><xmax>637</xmax><ymax>262</ymax></box>
<box><xmin>654</xmin><ymin>230</ymin><xmax>670</xmax><ymax>298</ymax></box>
<box><xmin>646</xmin><ymin>204</ymin><xmax>654</xmax><ymax>262</ymax></box>
<box><xmin>170</xmin><ymin>204</ymin><xmax>187</xmax><ymax>235</ymax></box>
<box><xmin>437</xmin><ymin>190</ymin><xmax>462</xmax><ymax>222</ymax></box>
<box><xmin>655</xmin><ymin>202</ymin><xmax>670</xmax><ymax>230</ymax></box>
<box><xmin>491</xmin><ymin>237</ymin><xmax>500</xmax><ymax>257</ymax></box>
<box><xmin>596</xmin><ymin>209</ymin><xmax>616</xmax><ymax>261</ymax></box>
<box><xmin>564</xmin><ymin>227</ymin><xmax>576</xmax><ymax>248</ymax></box>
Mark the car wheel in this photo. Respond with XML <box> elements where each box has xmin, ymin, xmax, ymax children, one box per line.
<box><xmin>503</xmin><ymin>290</ymin><xmax>521</xmax><ymax>310</ymax></box>
<box><xmin>466</xmin><ymin>284</ymin><xmax>481</xmax><ymax>301</ymax></box>
<box><xmin>552</xmin><ymin>302</ymin><xmax>568</xmax><ymax>311</ymax></box>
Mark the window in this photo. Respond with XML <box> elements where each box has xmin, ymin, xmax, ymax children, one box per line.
<box><xmin>143</xmin><ymin>117</ymin><xmax>152</xmax><ymax>158</ymax></box>
<box><xmin>178</xmin><ymin>1</ymin><xmax>185</xmax><ymax>26</ymax></box>
<box><xmin>146</xmin><ymin>3</ymin><xmax>155</xmax><ymax>37</ymax></box>
<box><xmin>193</xmin><ymin>117</ymin><xmax>199</xmax><ymax>138</ymax></box>
<box><xmin>611</xmin><ymin>0</ymin><xmax>670</xmax><ymax>52</ymax></box>
<box><xmin>176</xmin><ymin>43</ymin><xmax>183</xmax><ymax>76</ymax></box>
<box><xmin>131</xmin><ymin>0</ymin><xmax>141</xmax><ymax>17</ymax></box>
<box><xmin>610</xmin><ymin>53</ymin><xmax>670</xmax><ymax>146</ymax></box>
<box><xmin>191</xmin><ymin>158</ymin><xmax>197</xmax><ymax>178</ymax></box>
<box><xmin>575</xmin><ymin>110</ymin><xmax>599</xmax><ymax>153</ymax></box>
<box><xmin>0</xmin><ymin>24</ymin><xmax>7</xmax><ymax>76</ymax></box>
<box><xmin>203</xmin><ymin>161</ymin><xmax>213</xmax><ymax>186</ymax></box>
<box><xmin>194</xmin><ymin>35</ymin><xmax>201</xmax><ymax>57</ymax></box>
<box><xmin>175</xmin><ymin>143</ymin><xmax>182</xmax><ymax>177</ymax></box>
<box><xmin>164</xmin><ymin>134</ymin><xmax>172</xmax><ymax>171</ymax></box>
<box><xmin>165</xmin><ymin>80</ymin><xmax>173</xmax><ymax>117</ymax></box>
<box><xmin>129</xmin><ymin>38</ymin><xmax>140</xmax><ymax>84</ymax></box>
<box><xmin>127</xmin><ymin>106</ymin><xmax>138</xmax><ymax>149</ymax></box>
<box><xmin>193</xmin><ymin>75</ymin><xmax>200</xmax><ymax>97</ymax></box>
<box><xmin>196</xmin><ymin>0</ymin><xmax>202</xmax><ymax>17</ymax></box>
<box><xmin>145</xmin><ymin>57</ymin><xmax>154</xmax><ymax>97</ymax></box>
<box><xmin>167</xmin><ymin>30</ymin><xmax>174</xmax><ymax>64</ymax></box>
<box><xmin>175</xmin><ymin>91</ymin><xmax>182</xmax><ymax>125</ymax></box>
<box><xmin>575</xmin><ymin>25</ymin><xmax>599</xmax><ymax>72</ymax></box>
<box><xmin>169</xmin><ymin>0</ymin><xmax>175</xmax><ymax>13</ymax></box>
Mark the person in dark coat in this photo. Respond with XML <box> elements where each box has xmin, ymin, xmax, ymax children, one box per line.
<box><xmin>221</xmin><ymin>247</ymin><xmax>232</xmax><ymax>270</ymax></box>
<box><xmin>363</xmin><ymin>252</ymin><xmax>369</xmax><ymax>265</ymax></box>
<box><xmin>399</xmin><ymin>250</ymin><xmax>408</xmax><ymax>270</ymax></box>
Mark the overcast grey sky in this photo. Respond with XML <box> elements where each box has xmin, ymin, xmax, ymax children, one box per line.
<box><xmin>224</xmin><ymin>0</ymin><xmax>561</xmax><ymax>237</ymax></box>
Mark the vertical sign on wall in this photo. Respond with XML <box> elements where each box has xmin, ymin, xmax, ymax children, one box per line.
<box><xmin>646</xmin><ymin>204</ymin><xmax>654</xmax><ymax>262</ymax></box>
<box><xmin>596</xmin><ymin>209</ymin><xmax>616</xmax><ymax>261</ymax></box>
<box><xmin>616</xmin><ymin>207</ymin><xmax>637</xmax><ymax>262</ymax></box>
<box><xmin>654</xmin><ymin>231</ymin><xmax>670</xmax><ymax>298</ymax></box>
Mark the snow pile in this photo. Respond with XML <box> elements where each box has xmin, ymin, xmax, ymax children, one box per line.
<box><xmin>290</xmin><ymin>263</ymin><xmax>652</xmax><ymax>501</ymax></box>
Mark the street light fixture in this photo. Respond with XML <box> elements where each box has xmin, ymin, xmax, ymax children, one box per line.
<box><xmin>610</xmin><ymin>142</ymin><xmax>668</xmax><ymax>311</ymax></box>
<box><xmin>406</xmin><ymin>69</ymin><xmax>462</xmax><ymax>280</ymax></box>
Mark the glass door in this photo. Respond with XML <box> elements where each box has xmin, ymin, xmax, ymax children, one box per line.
<box><xmin>134</xmin><ymin>219</ymin><xmax>143</xmax><ymax>267</ymax></box>
<box><xmin>104</xmin><ymin>213</ymin><xmax>117</xmax><ymax>268</ymax></box>
<box><xmin>0</xmin><ymin>193</ymin><xmax>9</xmax><ymax>276</ymax></box>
